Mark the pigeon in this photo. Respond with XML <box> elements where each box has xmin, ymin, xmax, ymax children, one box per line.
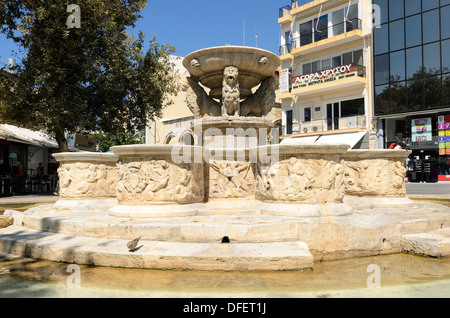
<box><xmin>127</xmin><ymin>236</ymin><xmax>141</xmax><ymax>252</ymax></box>
<box><xmin>395</xmin><ymin>136</ymin><xmax>410</xmax><ymax>150</ymax></box>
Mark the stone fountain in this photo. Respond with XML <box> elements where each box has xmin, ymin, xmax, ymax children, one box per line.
<box><xmin>0</xmin><ymin>46</ymin><xmax>449</xmax><ymax>271</ymax></box>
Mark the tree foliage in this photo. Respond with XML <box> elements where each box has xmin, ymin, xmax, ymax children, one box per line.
<box><xmin>94</xmin><ymin>130</ymin><xmax>142</xmax><ymax>153</ymax></box>
<box><xmin>0</xmin><ymin>1</ymin><xmax>180</xmax><ymax>152</ymax></box>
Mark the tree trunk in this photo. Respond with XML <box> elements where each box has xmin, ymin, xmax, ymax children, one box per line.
<box><xmin>55</xmin><ymin>121</ymin><xmax>69</xmax><ymax>153</ymax></box>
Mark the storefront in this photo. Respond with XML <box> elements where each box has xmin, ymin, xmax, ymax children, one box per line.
<box><xmin>383</xmin><ymin>112</ymin><xmax>450</xmax><ymax>183</ymax></box>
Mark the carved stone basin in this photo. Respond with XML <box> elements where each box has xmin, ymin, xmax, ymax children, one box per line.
<box><xmin>183</xmin><ymin>46</ymin><xmax>280</xmax><ymax>99</ymax></box>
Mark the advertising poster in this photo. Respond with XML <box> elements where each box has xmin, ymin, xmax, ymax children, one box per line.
<box><xmin>438</xmin><ymin>116</ymin><xmax>450</xmax><ymax>156</ymax></box>
<box><xmin>279</xmin><ymin>69</ymin><xmax>290</xmax><ymax>94</ymax></box>
<box><xmin>411</xmin><ymin>118</ymin><xmax>432</xmax><ymax>142</ymax></box>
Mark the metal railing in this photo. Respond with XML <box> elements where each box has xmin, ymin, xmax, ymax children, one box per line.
<box><xmin>293</xmin><ymin>18</ymin><xmax>362</xmax><ymax>49</ymax></box>
<box><xmin>279</xmin><ymin>5</ymin><xmax>292</xmax><ymax>18</ymax></box>
<box><xmin>279</xmin><ymin>18</ymin><xmax>362</xmax><ymax>55</ymax></box>
<box><xmin>287</xmin><ymin>115</ymin><xmax>366</xmax><ymax>135</ymax></box>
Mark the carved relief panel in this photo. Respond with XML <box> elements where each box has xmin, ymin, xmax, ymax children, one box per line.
<box><xmin>255</xmin><ymin>156</ymin><xmax>345</xmax><ymax>204</ymax></box>
<box><xmin>116</xmin><ymin>159</ymin><xmax>204</xmax><ymax>204</ymax></box>
<box><xmin>58</xmin><ymin>162</ymin><xmax>117</xmax><ymax>199</ymax></box>
<box><xmin>208</xmin><ymin>160</ymin><xmax>255</xmax><ymax>199</ymax></box>
<box><xmin>343</xmin><ymin>158</ymin><xmax>407</xmax><ymax>197</ymax></box>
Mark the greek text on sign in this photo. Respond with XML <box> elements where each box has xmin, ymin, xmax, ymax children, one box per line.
<box><xmin>292</xmin><ymin>63</ymin><xmax>358</xmax><ymax>89</ymax></box>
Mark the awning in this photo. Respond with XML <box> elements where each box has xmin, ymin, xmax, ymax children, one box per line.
<box><xmin>0</xmin><ymin>124</ymin><xmax>79</xmax><ymax>151</ymax></box>
<box><xmin>280</xmin><ymin>135</ymin><xmax>320</xmax><ymax>145</ymax></box>
<box><xmin>0</xmin><ymin>124</ymin><xmax>58</xmax><ymax>148</ymax></box>
<box><xmin>281</xmin><ymin>131</ymin><xmax>368</xmax><ymax>149</ymax></box>
<box><xmin>315</xmin><ymin>131</ymin><xmax>368</xmax><ymax>148</ymax></box>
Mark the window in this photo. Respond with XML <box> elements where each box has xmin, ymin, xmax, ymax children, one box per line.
<box><xmin>341</xmin><ymin>98</ymin><xmax>365</xmax><ymax>117</ymax></box>
<box><xmin>390</xmin><ymin>50</ymin><xmax>405</xmax><ymax>82</ymax></box>
<box><xmin>405</xmin><ymin>0</ymin><xmax>421</xmax><ymax>17</ymax></box>
<box><xmin>332</xmin><ymin>9</ymin><xmax>345</xmax><ymax>36</ymax></box>
<box><xmin>442</xmin><ymin>5</ymin><xmax>450</xmax><ymax>40</ymax></box>
<box><xmin>303</xmin><ymin>63</ymin><xmax>311</xmax><ymax>74</ymax></box>
<box><xmin>389</xmin><ymin>0</ymin><xmax>404</xmax><ymax>21</ymax></box>
<box><xmin>374</xmin><ymin>24</ymin><xmax>389</xmax><ymax>55</ymax></box>
<box><xmin>424</xmin><ymin>75</ymin><xmax>442</xmax><ymax>108</ymax></box>
<box><xmin>390</xmin><ymin>19</ymin><xmax>405</xmax><ymax>51</ymax></box>
<box><xmin>406</xmin><ymin>46</ymin><xmax>422</xmax><ymax>79</ymax></box>
<box><xmin>443</xmin><ymin>73</ymin><xmax>450</xmax><ymax>106</ymax></box>
<box><xmin>443</xmin><ymin>39</ymin><xmax>450</xmax><ymax>73</ymax></box>
<box><xmin>375</xmin><ymin>85</ymin><xmax>391</xmax><ymax>115</ymax></box>
<box><xmin>374</xmin><ymin>0</ymin><xmax>389</xmax><ymax>24</ymax></box>
<box><xmin>423</xmin><ymin>0</ymin><xmax>439</xmax><ymax>11</ymax></box>
<box><xmin>304</xmin><ymin>107</ymin><xmax>312</xmax><ymax>122</ymax></box>
<box><xmin>312</xmin><ymin>61</ymin><xmax>320</xmax><ymax>73</ymax></box>
<box><xmin>343</xmin><ymin>52</ymin><xmax>353</xmax><ymax>65</ymax></box>
<box><xmin>354</xmin><ymin>49</ymin><xmax>363</xmax><ymax>66</ymax></box>
<box><xmin>405</xmin><ymin>15</ymin><xmax>422</xmax><ymax>48</ymax></box>
<box><xmin>375</xmin><ymin>54</ymin><xmax>390</xmax><ymax>85</ymax></box>
<box><xmin>286</xmin><ymin>110</ymin><xmax>293</xmax><ymax>135</ymax></box>
<box><xmin>422</xmin><ymin>9</ymin><xmax>440</xmax><ymax>44</ymax></box>
<box><xmin>322</xmin><ymin>59</ymin><xmax>331</xmax><ymax>70</ymax></box>
<box><xmin>407</xmin><ymin>78</ymin><xmax>423</xmax><ymax>110</ymax></box>
<box><xmin>423</xmin><ymin>42</ymin><xmax>441</xmax><ymax>75</ymax></box>
<box><xmin>391</xmin><ymin>81</ymin><xmax>407</xmax><ymax>113</ymax></box>
<box><xmin>346</xmin><ymin>4</ymin><xmax>359</xmax><ymax>31</ymax></box>
<box><xmin>314</xmin><ymin>15</ymin><xmax>328</xmax><ymax>42</ymax></box>
<box><xmin>332</xmin><ymin>56</ymin><xmax>341</xmax><ymax>67</ymax></box>
<box><xmin>300</xmin><ymin>21</ymin><xmax>313</xmax><ymax>46</ymax></box>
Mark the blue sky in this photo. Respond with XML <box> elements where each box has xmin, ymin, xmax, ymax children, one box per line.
<box><xmin>0</xmin><ymin>0</ymin><xmax>289</xmax><ymax>65</ymax></box>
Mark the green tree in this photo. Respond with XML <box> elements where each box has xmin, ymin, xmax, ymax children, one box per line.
<box><xmin>0</xmin><ymin>1</ymin><xmax>179</xmax><ymax>152</ymax></box>
<box><xmin>94</xmin><ymin>130</ymin><xmax>142</xmax><ymax>153</ymax></box>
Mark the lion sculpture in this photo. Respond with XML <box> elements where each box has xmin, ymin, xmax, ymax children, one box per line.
<box><xmin>183</xmin><ymin>77</ymin><xmax>221</xmax><ymax>118</ymax></box>
<box><xmin>183</xmin><ymin>65</ymin><xmax>278</xmax><ymax>119</ymax></box>
<box><xmin>221</xmin><ymin>66</ymin><xmax>240</xmax><ymax>117</ymax></box>
<box><xmin>240</xmin><ymin>76</ymin><xmax>279</xmax><ymax>117</ymax></box>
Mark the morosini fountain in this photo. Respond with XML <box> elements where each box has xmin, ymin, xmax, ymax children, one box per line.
<box><xmin>0</xmin><ymin>46</ymin><xmax>449</xmax><ymax>271</ymax></box>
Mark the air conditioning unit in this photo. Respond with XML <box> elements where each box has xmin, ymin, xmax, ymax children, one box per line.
<box><xmin>303</xmin><ymin>127</ymin><xmax>309</xmax><ymax>133</ymax></box>
<box><xmin>312</xmin><ymin>126</ymin><xmax>318</xmax><ymax>132</ymax></box>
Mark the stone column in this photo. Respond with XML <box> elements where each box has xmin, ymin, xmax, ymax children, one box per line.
<box><xmin>109</xmin><ymin>145</ymin><xmax>204</xmax><ymax>218</ymax></box>
<box><xmin>342</xmin><ymin>149</ymin><xmax>414</xmax><ymax>207</ymax></box>
<box><xmin>52</xmin><ymin>152</ymin><xmax>118</xmax><ymax>210</ymax></box>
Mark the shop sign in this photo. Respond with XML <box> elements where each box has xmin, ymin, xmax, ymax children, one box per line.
<box><xmin>291</xmin><ymin>63</ymin><xmax>358</xmax><ymax>90</ymax></box>
<box><xmin>411</xmin><ymin>117</ymin><xmax>432</xmax><ymax>142</ymax></box>
<box><xmin>438</xmin><ymin>116</ymin><xmax>450</xmax><ymax>156</ymax></box>
<box><xmin>280</xmin><ymin>69</ymin><xmax>290</xmax><ymax>94</ymax></box>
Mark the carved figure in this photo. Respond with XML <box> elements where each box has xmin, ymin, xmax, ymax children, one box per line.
<box><xmin>240</xmin><ymin>76</ymin><xmax>278</xmax><ymax>117</ymax></box>
<box><xmin>183</xmin><ymin>77</ymin><xmax>221</xmax><ymax>118</ymax></box>
<box><xmin>222</xmin><ymin>66</ymin><xmax>240</xmax><ymax>117</ymax></box>
<box><xmin>210</xmin><ymin>161</ymin><xmax>253</xmax><ymax>197</ymax></box>
<box><xmin>58</xmin><ymin>162</ymin><xmax>116</xmax><ymax>198</ymax></box>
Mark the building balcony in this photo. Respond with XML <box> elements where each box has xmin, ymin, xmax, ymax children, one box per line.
<box><xmin>282</xmin><ymin>115</ymin><xmax>367</xmax><ymax>137</ymax></box>
<box><xmin>279</xmin><ymin>18</ymin><xmax>363</xmax><ymax>59</ymax></box>
<box><xmin>284</xmin><ymin>64</ymin><xmax>366</xmax><ymax>99</ymax></box>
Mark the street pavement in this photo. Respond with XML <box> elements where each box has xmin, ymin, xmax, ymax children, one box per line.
<box><xmin>405</xmin><ymin>182</ymin><xmax>450</xmax><ymax>197</ymax></box>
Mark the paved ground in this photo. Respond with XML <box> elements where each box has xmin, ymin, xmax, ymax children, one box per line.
<box><xmin>0</xmin><ymin>194</ymin><xmax>59</xmax><ymax>205</ymax></box>
<box><xmin>405</xmin><ymin>182</ymin><xmax>450</xmax><ymax>197</ymax></box>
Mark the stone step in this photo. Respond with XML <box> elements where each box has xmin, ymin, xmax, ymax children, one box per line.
<box><xmin>0</xmin><ymin>226</ymin><xmax>313</xmax><ymax>271</ymax></box>
<box><xmin>402</xmin><ymin>228</ymin><xmax>450</xmax><ymax>258</ymax></box>
<box><xmin>8</xmin><ymin>210</ymin><xmax>302</xmax><ymax>243</ymax></box>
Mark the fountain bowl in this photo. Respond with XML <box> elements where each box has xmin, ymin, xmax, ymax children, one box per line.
<box><xmin>182</xmin><ymin>46</ymin><xmax>280</xmax><ymax>99</ymax></box>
